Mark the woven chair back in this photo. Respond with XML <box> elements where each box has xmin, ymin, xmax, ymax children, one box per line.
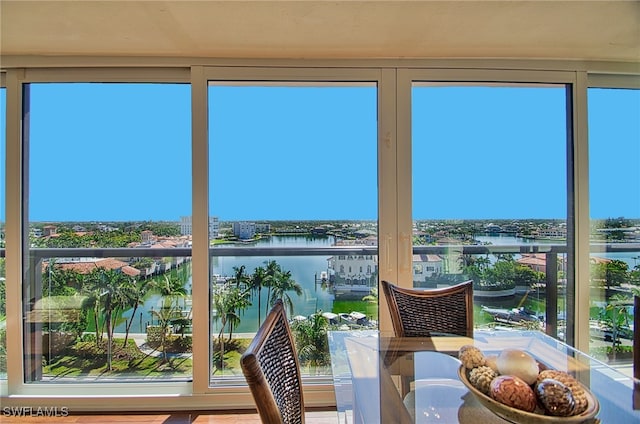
<box><xmin>241</xmin><ymin>299</ymin><xmax>305</xmax><ymax>424</ymax></box>
<box><xmin>381</xmin><ymin>280</ymin><xmax>473</xmax><ymax>338</ymax></box>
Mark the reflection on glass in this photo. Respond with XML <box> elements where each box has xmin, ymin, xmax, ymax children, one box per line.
<box><xmin>208</xmin><ymin>83</ymin><xmax>378</xmax><ymax>381</ymax></box>
<box><xmin>411</xmin><ymin>84</ymin><xmax>568</xmax><ymax>337</ymax></box>
<box><xmin>23</xmin><ymin>83</ymin><xmax>192</xmax><ymax>382</ymax></box>
<box><xmin>588</xmin><ymin>87</ymin><xmax>640</xmax><ymax>372</ymax></box>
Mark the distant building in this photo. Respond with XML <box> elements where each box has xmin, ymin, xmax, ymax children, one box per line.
<box><xmin>255</xmin><ymin>223</ymin><xmax>271</xmax><ymax>234</ymax></box>
<box><xmin>328</xmin><ymin>239</ymin><xmax>378</xmax><ymax>298</ymax></box>
<box><xmin>141</xmin><ymin>230</ymin><xmax>154</xmax><ymax>245</ymax></box>
<box><xmin>233</xmin><ymin>222</ymin><xmax>256</xmax><ymax>240</ymax></box>
<box><xmin>517</xmin><ymin>253</ymin><xmax>568</xmax><ymax>275</ymax></box>
<box><xmin>535</xmin><ymin>226</ymin><xmax>567</xmax><ymax>239</ymax></box>
<box><xmin>485</xmin><ymin>223</ymin><xmax>502</xmax><ymax>233</ymax></box>
<box><xmin>517</xmin><ymin>254</ymin><xmax>547</xmax><ymax>273</ymax></box>
<box><xmin>49</xmin><ymin>258</ymin><xmax>141</xmax><ymax>278</ymax></box>
<box><xmin>181</xmin><ymin>216</ymin><xmax>219</xmax><ymax>239</ymax></box>
<box><xmin>43</xmin><ymin>225</ymin><xmax>57</xmax><ymax>237</ymax></box>
<box><xmin>412</xmin><ymin>254</ymin><xmax>443</xmax><ymax>283</ymax></box>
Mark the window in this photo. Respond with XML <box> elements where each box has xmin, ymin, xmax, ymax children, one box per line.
<box><xmin>1</xmin><ymin>63</ymin><xmax>636</xmax><ymax>407</ymax></box>
<box><xmin>23</xmin><ymin>83</ymin><xmax>191</xmax><ymax>383</ymax></box>
<box><xmin>410</xmin><ymin>82</ymin><xmax>569</xmax><ymax>337</ymax></box>
<box><xmin>588</xmin><ymin>86</ymin><xmax>640</xmax><ymax>366</ymax></box>
<box><xmin>207</xmin><ymin>80</ymin><xmax>377</xmax><ymax>384</ymax></box>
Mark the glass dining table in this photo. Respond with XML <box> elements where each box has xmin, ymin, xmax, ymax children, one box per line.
<box><xmin>327</xmin><ymin>329</ymin><xmax>640</xmax><ymax>423</ymax></box>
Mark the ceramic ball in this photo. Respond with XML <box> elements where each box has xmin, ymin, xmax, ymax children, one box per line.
<box><xmin>496</xmin><ymin>349</ymin><xmax>539</xmax><ymax>385</ymax></box>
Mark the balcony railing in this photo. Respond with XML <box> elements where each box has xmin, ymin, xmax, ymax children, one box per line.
<box><xmin>1</xmin><ymin>242</ymin><xmax>638</xmax><ymax>382</ymax></box>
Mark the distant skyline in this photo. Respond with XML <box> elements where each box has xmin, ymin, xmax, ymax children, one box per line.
<box><xmin>0</xmin><ymin>83</ymin><xmax>638</xmax><ymax>222</ymax></box>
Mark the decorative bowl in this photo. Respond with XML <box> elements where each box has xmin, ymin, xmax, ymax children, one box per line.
<box><xmin>458</xmin><ymin>366</ymin><xmax>600</xmax><ymax>423</ymax></box>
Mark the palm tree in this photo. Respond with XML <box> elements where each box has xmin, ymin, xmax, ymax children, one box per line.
<box><xmin>120</xmin><ymin>276</ymin><xmax>151</xmax><ymax>347</ymax></box>
<box><xmin>231</xmin><ymin>265</ymin><xmax>250</xmax><ymax>289</ymax></box>
<box><xmin>81</xmin><ymin>282</ymin><xmax>102</xmax><ymax>345</ymax></box>
<box><xmin>458</xmin><ymin>254</ymin><xmax>476</xmax><ymax>269</ymax></box>
<box><xmin>150</xmin><ymin>274</ymin><xmax>188</xmax><ymax>362</ymax></box>
<box><xmin>292</xmin><ymin>312</ymin><xmax>330</xmax><ymax>374</ymax></box>
<box><xmin>224</xmin><ymin>285</ymin><xmax>252</xmax><ymax>341</ymax></box>
<box><xmin>156</xmin><ymin>273</ymin><xmax>188</xmax><ymax>298</ymax></box>
<box><xmin>362</xmin><ymin>287</ymin><xmax>378</xmax><ymax>303</ymax></box>
<box><xmin>268</xmin><ymin>269</ymin><xmax>303</xmax><ymax>316</ymax></box>
<box><xmin>88</xmin><ymin>267</ymin><xmax>127</xmax><ymax>371</ymax></box>
<box><xmin>248</xmin><ymin>265</ymin><xmax>268</xmax><ymax>327</ymax></box>
<box><xmin>149</xmin><ymin>301</ymin><xmax>181</xmax><ymax>363</ymax></box>
<box><xmin>263</xmin><ymin>260</ymin><xmax>280</xmax><ymax>318</ymax></box>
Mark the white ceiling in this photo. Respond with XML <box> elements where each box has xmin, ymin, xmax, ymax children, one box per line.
<box><xmin>1</xmin><ymin>0</ymin><xmax>639</xmax><ymax>63</ymax></box>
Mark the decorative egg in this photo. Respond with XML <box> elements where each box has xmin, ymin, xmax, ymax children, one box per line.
<box><xmin>535</xmin><ymin>378</ymin><xmax>576</xmax><ymax>417</ymax></box>
<box><xmin>537</xmin><ymin>370</ymin><xmax>589</xmax><ymax>414</ymax></box>
<box><xmin>496</xmin><ymin>349</ymin><xmax>539</xmax><ymax>385</ymax></box>
<box><xmin>489</xmin><ymin>375</ymin><xmax>537</xmax><ymax>412</ymax></box>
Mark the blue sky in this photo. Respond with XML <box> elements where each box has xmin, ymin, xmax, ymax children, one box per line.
<box><xmin>0</xmin><ymin>83</ymin><xmax>637</xmax><ymax>222</ymax></box>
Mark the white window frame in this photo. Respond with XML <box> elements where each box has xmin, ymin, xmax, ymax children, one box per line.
<box><xmin>0</xmin><ymin>60</ymin><xmax>637</xmax><ymax>411</ymax></box>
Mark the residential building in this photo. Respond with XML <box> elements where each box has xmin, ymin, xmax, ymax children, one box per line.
<box><xmin>233</xmin><ymin>221</ymin><xmax>256</xmax><ymax>240</ymax></box>
<box><xmin>180</xmin><ymin>215</ymin><xmax>219</xmax><ymax>239</ymax></box>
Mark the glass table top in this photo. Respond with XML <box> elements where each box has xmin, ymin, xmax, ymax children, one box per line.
<box><xmin>328</xmin><ymin>329</ymin><xmax>640</xmax><ymax>423</ymax></box>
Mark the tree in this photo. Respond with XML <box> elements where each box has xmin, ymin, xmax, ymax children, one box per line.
<box><xmin>599</xmin><ymin>293</ymin><xmax>633</xmax><ymax>354</ymax></box>
<box><xmin>120</xmin><ymin>276</ymin><xmax>152</xmax><ymax>347</ymax></box>
<box><xmin>591</xmin><ymin>260</ymin><xmax>629</xmax><ymax>288</ymax></box>
<box><xmin>248</xmin><ymin>265</ymin><xmax>268</xmax><ymax>327</ymax></box>
<box><xmin>155</xmin><ymin>273</ymin><xmax>188</xmax><ymax>298</ymax></box>
<box><xmin>149</xmin><ymin>298</ymin><xmax>182</xmax><ymax>363</ymax></box>
<box><xmin>86</xmin><ymin>267</ymin><xmax>129</xmax><ymax>370</ymax></box>
<box><xmin>263</xmin><ymin>260</ymin><xmax>280</xmax><ymax>318</ymax></box>
<box><xmin>629</xmin><ymin>264</ymin><xmax>640</xmax><ymax>286</ymax></box>
<box><xmin>212</xmin><ymin>279</ymin><xmax>252</xmax><ymax>342</ymax></box>
<box><xmin>149</xmin><ymin>274</ymin><xmax>188</xmax><ymax>362</ymax></box>
<box><xmin>514</xmin><ymin>264</ymin><xmax>544</xmax><ymax>287</ymax></box>
<box><xmin>362</xmin><ymin>287</ymin><xmax>378</xmax><ymax>303</ymax></box>
<box><xmin>230</xmin><ymin>265</ymin><xmax>250</xmax><ymax>289</ymax></box>
<box><xmin>268</xmin><ymin>269</ymin><xmax>303</xmax><ymax>316</ymax></box>
<box><xmin>292</xmin><ymin>312</ymin><xmax>330</xmax><ymax>374</ymax></box>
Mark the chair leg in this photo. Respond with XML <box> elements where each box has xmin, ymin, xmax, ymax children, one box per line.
<box><xmin>401</xmin><ymin>375</ymin><xmax>411</xmax><ymax>398</ymax></box>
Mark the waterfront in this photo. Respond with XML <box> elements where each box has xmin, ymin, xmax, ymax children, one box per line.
<box><xmin>210</xmin><ymin>235</ymin><xmax>336</xmax><ymax>333</ymax></box>
<box><xmin>118</xmin><ymin>233</ymin><xmax>638</xmax><ymax>334</ymax></box>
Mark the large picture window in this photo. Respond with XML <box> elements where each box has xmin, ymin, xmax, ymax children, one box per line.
<box><xmin>411</xmin><ymin>83</ymin><xmax>569</xmax><ymax>339</ymax></box>
<box><xmin>0</xmin><ymin>64</ymin><xmax>636</xmax><ymax>409</ymax></box>
<box><xmin>587</xmin><ymin>86</ymin><xmax>640</xmax><ymax>367</ymax></box>
<box><xmin>22</xmin><ymin>83</ymin><xmax>192</xmax><ymax>383</ymax></box>
<box><xmin>207</xmin><ymin>81</ymin><xmax>378</xmax><ymax>384</ymax></box>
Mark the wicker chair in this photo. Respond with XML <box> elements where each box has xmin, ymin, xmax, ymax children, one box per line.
<box><xmin>381</xmin><ymin>280</ymin><xmax>474</xmax><ymax>338</ymax></box>
<box><xmin>240</xmin><ymin>299</ymin><xmax>305</xmax><ymax>424</ymax></box>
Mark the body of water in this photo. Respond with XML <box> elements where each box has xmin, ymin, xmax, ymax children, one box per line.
<box><xmin>210</xmin><ymin>235</ymin><xmax>336</xmax><ymax>333</ymax></box>
<box><xmin>117</xmin><ymin>234</ymin><xmax>638</xmax><ymax>334</ymax></box>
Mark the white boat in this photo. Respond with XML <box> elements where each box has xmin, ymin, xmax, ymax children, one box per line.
<box><xmin>349</xmin><ymin>311</ymin><xmax>366</xmax><ymax>320</ymax></box>
<box><xmin>322</xmin><ymin>312</ymin><xmax>339</xmax><ymax>324</ymax></box>
<box><xmin>481</xmin><ymin>306</ymin><xmax>541</xmax><ymax>323</ymax></box>
<box><xmin>339</xmin><ymin>311</ymin><xmax>368</xmax><ymax>325</ymax></box>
